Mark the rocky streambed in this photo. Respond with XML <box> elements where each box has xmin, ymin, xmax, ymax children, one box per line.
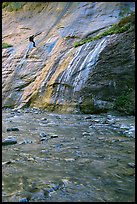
<box><xmin>2</xmin><ymin>108</ymin><xmax>135</xmax><ymax>202</ymax></box>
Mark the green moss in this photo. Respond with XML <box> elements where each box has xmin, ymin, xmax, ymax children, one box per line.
<box><xmin>117</xmin><ymin>13</ymin><xmax>135</xmax><ymax>26</ymax></box>
<box><xmin>115</xmin><ymin>95</ymin><xmax>129</xmax><ymax>108</ymax></box>
<box><xmin>2</xmin><ymin>2</ymin><xmax>10</xmax><ymax>9</ymax></box>
<box><xmin>119</xmin><ymin>6</ymin><xmax>133</xmax><ymax>17</ymax></box>
<box><xmin>2</xmin><ymin>43</ymin><xmax>13</xmax><ymax>49</ymax></box>
<box><xmin>2</xmin><ymin>2</ymin><xmax>26</xmax><ymax>12</ymax></box>
<box><xmin>79</xmin><ymin>98</ymin><xmax>95</xmax><ymax>114</ymax></box>
<box><xmin>114</xmin><ymin>92</ymin><xmax>134</xmax><ymax>115</ymax></box>
<box><xmin>74</xmin><ymin>13</ymin><xmax>135</xmax><ymax>48</ymax></box>
<box><xmin>65</xmin><ymin>35</ymin><xmax>79</xmax><ymax>39</ymax></box>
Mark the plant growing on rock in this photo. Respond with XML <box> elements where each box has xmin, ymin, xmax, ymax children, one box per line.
<box><xmin>2</xmin><ymin>43</ymin><xmax>13</xmax><ymax>49</ymax></box>
<box><xmin>2</xmin><ymin>2</ymin><xmax>26</xmax><ymax>11</ymax></box>
<box><xmin>74</xmin><ymin>12</ymin><xmax>135</xmax><ymax>48</ymax></box>
<box><xmin>114</xmin><ymin>92</ymin><xmax>134</xmax><ymax>115</ymax></box>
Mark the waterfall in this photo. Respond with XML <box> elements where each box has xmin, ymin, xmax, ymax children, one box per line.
<box><xmin>58</xmin><ymin>36</ymin><xmax>109</xmax><ymax>93</ymax></box>
<box><xmin>73</xmin><ymin>36</ymin><xmax>109</xmax><ymax>92</ymax></box>
<box><xmin>51</xmin><ymin>36</ymin><xmax>109</xmax><ymax>104</ymax></box>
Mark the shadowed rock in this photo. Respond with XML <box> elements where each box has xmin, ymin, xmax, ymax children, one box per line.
<box><xmin>2</xmin><ymin>137</ymin><xmax>17</xmax><ymax>145</ymax></box>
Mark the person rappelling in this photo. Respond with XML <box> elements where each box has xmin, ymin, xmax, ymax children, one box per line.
<box><xmin>26</xmin><ymin>32</ymin><xmax>42</xmax><ymax>58</ymax></box>
<box><xmin>29</xmin><ymin>35</ymin><xmax>36</xmax><ymax>47</ymax></box>
<box><xmin>26</xmin><ymin>34</ymin><xmax>36</xmax><ymax>58</ymax></box>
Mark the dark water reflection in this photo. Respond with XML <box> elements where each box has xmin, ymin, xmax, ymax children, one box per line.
<box><xmin>2</xmin><ymin>108</ymin><xmax>135</xmax><ymax>202</ymax></box>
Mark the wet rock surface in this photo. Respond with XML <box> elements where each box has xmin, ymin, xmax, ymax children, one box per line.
<box><xmin>7</xmin><ymin>127</ymin><xmax>19</xmax><ymax>132</ymax></box>
<box><xmin>2</xmin><ymin>136</ymin><xmax>17</xmax><ymax>145</ymax></box>
<box><xmin>2</xmin><ymin>108</ymin><xmax>135</xmax><ymax>202</ymax></box>
<box><xmin>2</xmin><ymin>3</ymin><xmax>135</xmax><ymax>114</ymax></box>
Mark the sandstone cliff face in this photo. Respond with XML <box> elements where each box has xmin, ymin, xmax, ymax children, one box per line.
<box><xmin>2</xmin><ymin>2</ymin><xmax>135</xmax><ymax>114</ymax></box>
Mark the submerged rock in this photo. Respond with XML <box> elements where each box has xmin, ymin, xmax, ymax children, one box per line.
<box><xmin>6</xmin><ymin>127</ymin><xmax>19</xmax><ymax>132</ymax></box>
<box><xmin>50</xmin><ymin>135</ymin><xmax>58</xmax><ymax>139</ymax></box>
<box><xmin>39</xmin><ymin>132</ymin><xmax>48</xmax><ymax>137</ymax></box>
<box><xmin>40</xmin><ymin>137</ymin><xmax>48</xmax><ymax>142</ymax></box>
<box><xmin>2</xmin><ymin>161</ymin><xmax>12</xmax><ymax>165</ymax></box>
<box><xmin>19</xmin><ymin>198</ymin><xmax>30</xmax><ymax>202</ymax></box>
<box><xmin>2</xmin><ymin>137</ymin><xmax>17</xmax><ymax>145</ymax></box>
<box><xmin>128</xmin><ymin>163</ymin><xmax>135</xmax><ymax>168</ymax></box>
<box><xmin>19</xmin><ymin>140</ymin><xmax>33</xmax><ymax>145</ymax></box>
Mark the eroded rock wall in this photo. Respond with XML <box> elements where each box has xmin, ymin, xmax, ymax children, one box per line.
<box><xmin>2</xmin><ymin>2</ymin><xmax>135</xmax><ymax>114</ymax></box>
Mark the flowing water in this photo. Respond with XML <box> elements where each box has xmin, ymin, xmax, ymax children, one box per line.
<box><xmin>2</xmin><ymin>108</ymin><xmax>135</xmax><ymax>202</ymax></box>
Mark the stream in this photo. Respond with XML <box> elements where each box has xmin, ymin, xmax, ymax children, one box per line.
<box><xmin>2</xmin><ymin>108</ymin><xmax>135</xmax><ymax>202</ymax></box>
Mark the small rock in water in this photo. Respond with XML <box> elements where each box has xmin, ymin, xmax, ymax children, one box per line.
<box><xmin>2</xmin><ymin>137</ymin><xmax>17</xmax><ymax>145</ymax></box>
<box><xmin>16</xmin><ymin>109</ymin><xmax>22</xmax><ymax>113</ymax></box>
<box><xmin>41</xmin><ymin>149</ymin><xmax>49</xmax><ymax>153</ymax></box>
<box><xmin>2</xmin><ymin>161</ymin><xmax>12</xmax><ymax>165</ymax></box>
<box><xmin>128</xmin><ymin>163</ymin><xmax>135</xmax><ymax>168</ymax></box>
<box><xmin>85</xmin><ymin>116</ymin><xmax>92</xmax><ymax>119</ymax></box>
<box><xmin>64</xmin><ymin>158</ymin><xmax>75</xmax><ymax>162</ymax></box>
<box><xmin>55</xmin><ymin>115</ymin><xmax>61</xmax><ymax>119</ymax></box>
<box><xmin>120</xmin><ymin>124</ymin><xmax>130</xmax><ymax>129</ymax></box>
<box><xmin>7</xmin><ymin>127</ymin><xmax>19</xmax><ymax>132</ymax></box>
<box><xmin>40</xmin><ymin>118</ymin><xmax>48</xmax><ymax>124</ymax></box>
<box><xmin>39</xmin><ymin>132</ymin><xmax>48</xmax><ymax>137</ymax></box>
<box><xmin>61</xmin><ymin>178</ymin><xmax>70</xmax><ymax>186</ymax></box>
<box><xmin>40</xmin><ymin>137</ymin><xmax>48</xmax><ymax>141</ymax></box>
<box><xmin>19</xmin><ymin>198</ymin><xmax>29</xmax><ymax>202</ymax></box>
<box><xmin>105</xmin><ymin>119</ymin><xmax>115</xmax><ymax>124</ymax></box>
<box><xmin>107</xmin><ymin>115</ymin><xmax>113</xmax><ymax>120</ymax></box>
<box><xmin>92</xmin><ymin>119</ymin><xmax>100</xmax><ymax>123</ymax></box>
<box><xmin>82</xmin><ymin>132</ymin><xmax>91</xmax><ymax>136</ymax></box>
<box><xmin>50</xmin><ymin>135</ymin><xmax>58</xmax><ymax>139</ymax></box>
<box><xmin>19</xmin><ymin>140</ymin><xmax>32</xmax><ymax>145</ymax></box>
<box><xmin>55</xmin><ymin>143</ymin><xmax>63</xmax><ymax>151</ymax></box>
<box><xmin>41</xmin><ymin>118</ymin><xmax>48</xmax><ymax>121</ymax></box>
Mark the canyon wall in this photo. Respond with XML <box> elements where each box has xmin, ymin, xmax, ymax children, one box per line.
<box><xmin>2</xmin><ymin>2</ymin><xmax>135</xmax><ymax>114</ymax></box>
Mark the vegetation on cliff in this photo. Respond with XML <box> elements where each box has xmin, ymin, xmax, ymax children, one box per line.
<box><xmin>2</xmin><ymin>2</ymin><xmax>26</xmax><ymax>11</ymax></box>
<box><xmin>2</xmin><ymin>43</ymin><xmax>13</xmax><ymax>49</ymax></box>
<box><xmin>74</xmin><ymin>13</ymin><xmax>135</xmax><ymax>48</ymax></box>
<box><xmin>114</xmin><ymin>89</ymin><xmax>135</xmax><ymax>115</ymax></box>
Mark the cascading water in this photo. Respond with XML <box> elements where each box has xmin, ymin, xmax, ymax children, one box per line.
<box><xmin>51</xmin><ymin>36</ymin><xmax>109</xmax><ymax>104</ymax></box>
<box><xmin>73</xmin><ymin>36</ymin><xmax>109</xmax><ymax>92</ymax></box>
